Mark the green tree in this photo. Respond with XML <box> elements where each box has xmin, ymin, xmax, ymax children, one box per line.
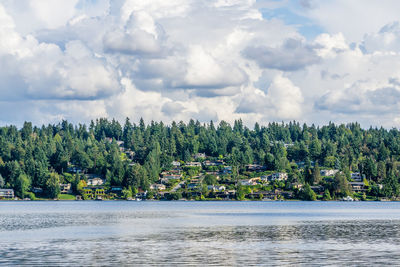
<box><xmin>322</xmin><ymin>189</ymin><xmax>331</xmax><ymax>200</ymax></box>
<box><xmin>14</xmin><ymin>173</ymin><xmax>31</xmax><ymax>198</ymax></box>
<box><xmin>333</xmin><ymin>172</ymin><xmax>350</xmax><ymax>197</ymax></box>
<box><xmin>300</xmin><ymin>184</ymin><xmax>317</xmax><ymax>201</ymax></box>
<box><xmin>204</xmin><ymin>174</ymin><xmax>217</xmax><ymax>185</ymax></box>
<box><xmin>0</xmin><ymin>174</ymin><xmax>4</xmax><ymax>188</ymax></box>
<box><xmin>311</xmin><ymin>162</ymin><xmax>321</xmax><ymax>184</ymax></box>
<box><xmin>122</xmin><ymin>187</ymin><xmax>133</xmax><ymax>199</ymax></box>
<box><xmin>45</xmin><ymin>172</ymin><xmax>61</xmax><ymax>198</ymax></box>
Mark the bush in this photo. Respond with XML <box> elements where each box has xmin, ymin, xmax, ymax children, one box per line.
<box><xmin>25</xmin><ymin>192</ymin><xmax>36</xmax><ymax>200</ymax></box>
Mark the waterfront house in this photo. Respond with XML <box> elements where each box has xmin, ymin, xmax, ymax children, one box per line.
<box><xmin>83</xmin><ymin>186</ymin><xmax>105</xmax><ymax>199</ymax></box>
<box><xmin>349</xmin><ymin>182</ymin><xmax>367</xmax><ymax>193</ymax></box>
<box><xmin>0</xmin><ymin>189</ymin><xmax>14</xmax><ymax>199</ymax></box>
<box><xmin>215</xmin><ymin>190</ymin><xmax>236</xmax><ymax>199</ymax></box>
<box><xmin>110</xmin><ymin>187</ymin><xmax>123</xmax><ymax>196</ymax></box>
<box><xmin>262</xmin><ymin>190</ymin><xmax>279</xmax><ymax>200</ymax></box>
<box><xmin>59</xmin><ymin>183</ymin><xmax>72</xmax><ymax>194</ymax></box>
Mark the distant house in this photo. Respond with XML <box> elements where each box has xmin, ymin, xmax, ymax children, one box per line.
<box><xmin>194</xmin><ymin>153</ymin><xmax>206</xmax><ymax>159</ymax></box>
<box><xmin>87</xmin><ymin>177</ymin><xmax>105</xmax><ymax>186</ymax></box>
<box><xmin>67</xmin><ymin>166</ymin><xmax>83</xmax><ymax>173</ymax></box>
<box><xmin>310</xmin><ymin>185</ymin><xmax>325</xmax><ymax>195</ymax></box>
<box><xmin>162</xmin><ymin>173</ymin><xmax>182</xmax><ymax>180</ymax></box>
<box><xmin>351</xmin><ymin>173</ymin><xmax>363</xmax><ymax>182</ymax></box>
<box><xmin>32</xmin><ymin>187</ymin><xmax>43</xmax><ymax>194</ymax></box>
<box><xmin>349</xmin><ymin>182</ymin><xmax>367</xmax><ymax>193</ymax></box>
<box><xmin>222</xmin><ymin>166</ymin><xmax>232</xmax><ymax>174</ymax></box>
<box><xmin>291</xmin><ymin>183</ymin><xmax>303</xmax><ymax>189</ymax></box>
<box><xmin>239</xmin><ymin>179</ymin><xmax>257</xmax><ymax>186</ymax></box>
<box><xmin>136</xmin><ymin>191</ymin><xmax>147</xmax><ymax>199</ymax></box>
<box><xmin>85</xmin><ymin>174</ymin><xmax>105</xmax><ymax>186</ymax></box>
<box><xmin>203</xmin><ymin>160</ymin><xmax>224</xmax><ymax>167</ymax></box>
<box><xmin>150</xmin><ymin>184</ymin><xmax>166</xmax><ymax>191</ymax></box>
<box><xmin>83</xmin><ymin>186</ymin><xmax>105</xmax><ymax>199</ymax></box>
<box><xmin>125</xmin><ymin>150</ymin><xmax>135</xmax><ymax>160</ymax></box>
<box><xmin>245</xmin><ymin>164</ymin><xmax>266</xmax><ymax>172</ymax></box>
<box><xmin>207</xmin><ymin>185</ymin><xmax>226</xmax><ymax>191</ymax></box>
<box><xmin>262</xmin><ymin>190</ymin><xmax>279</xmax><ymax>200</ymax></box>
<box><xmin>110</xmin><ymin>187</ymin><xmax>123</xmax><ymax>196</ymax></box>
<box><xmin>187</xmin><ymin>183</ymin><xmax>200</xmax><ymax>190</ymax></box>
<box><xmin>172</xmin><ymin>161</ymin><xmax>181</xmax><ymax>167</ymax></box>
<box><xmin>116</xmin><ymin>140</ymin><xmax>124</xmax><ymax>147</ymax></box>
<box><xmin>59</xmin><ymin>183</ymin><xmax>72</xmax><ymax>194</ymax></box>
<box><xmin>185</xmin><ymin>162</ymin><xmax>202</xmax><ymax>167</ymax></box>
<box><xmin>215</xmin><ymin>190</ymin><xmax>236</xmax><ymax>199</ymax></box>
<box><xmin>263</xmin><ymin>172</ymin><xmax>288</xmax><ymax>182</ymax></box>
<box><xmin>296</xmin><ymin>161</ymin><xmax>315</xmax><ymax>168</ymax></box>
<box><xmin>203</xmin><ymin>160</ymin><xmax>215</xmax><ymax>166</ymax></box>
<box><xmin>320</xmin><ymin>169</ymin><xmax>339</xmax><ymax>177</ymax></box>
<box><xmin>0</xmin><ymin>189</ymin><xmax>14</xmax><ymax>199</ymax></box>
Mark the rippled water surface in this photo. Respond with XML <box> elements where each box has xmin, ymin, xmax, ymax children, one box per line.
<box><xmin>1</xmin><ymin>201</ymin><xmax>400</xmax><ymax>266</ymax></box>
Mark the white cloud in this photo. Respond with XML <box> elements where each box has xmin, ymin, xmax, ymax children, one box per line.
<box><xmin>236</xmin><ymin>74</ymin><xmax>304</xmax><ymax>120</ymax></box>
<box><xmin>2</xmin><ymin>0</ymin><xmax>400</xmax><ymax>128</ymax></box>
<box><xmin>301</xmin><ymin>0</ymin><xmax>400</xmax><ymax>42</ymax></box>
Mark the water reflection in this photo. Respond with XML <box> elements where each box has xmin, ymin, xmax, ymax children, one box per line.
<box><xmin>1</xmin><ymin>202</ymin><xmax>400</xmax><ymax>265</ymax></box>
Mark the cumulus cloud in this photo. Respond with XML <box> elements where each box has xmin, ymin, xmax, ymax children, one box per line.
<box><xmin>236</xmin><ymin>74</ymin><xmax>304</xmax><ymax>120</ymax></box>
<box><xmin>301</xmin><ymin>0</ymin><xmax>400</xmax><ymax>42</ymax></box>
<box><xmin>362</xmin><ymin>22</ymin><xmax>400</xmax><ymax>53</ymax></box>
<box><xmin>243</xmin><ymin>38</ymin><xmax>320</xmax><ymax>71</ymax></box>
<box><xmin>3</xmin><ymin>0</ymin><xmax>400</xmax><ymax>128</ymax></box>
<box><xmin>0</xmin><ymin>4</ymin><xmax>121</xmax><ymax>101</ymax></box>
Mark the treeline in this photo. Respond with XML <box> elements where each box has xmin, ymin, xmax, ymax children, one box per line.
<box><xmin>0</xmin><ymin>118</ymin><xmax>400</xmax><ymax>198</ymax></box>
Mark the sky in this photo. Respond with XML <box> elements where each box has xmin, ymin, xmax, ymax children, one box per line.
<box><xmin>1</xmin><ymin>0</ymin><xmax>400</xmax><ymax>128</ymax></box>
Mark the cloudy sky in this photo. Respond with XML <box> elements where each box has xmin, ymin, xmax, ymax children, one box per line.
<box><xmin>1</xmin><ymin>0</ymin><xmax>400</xmax><ymax>128</ymax></box>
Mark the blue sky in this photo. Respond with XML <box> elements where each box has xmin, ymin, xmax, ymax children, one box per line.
<box><xmin>1</xmin><ymin>0</ymin><xmax>400</xmax><ymax>128</ymax></box>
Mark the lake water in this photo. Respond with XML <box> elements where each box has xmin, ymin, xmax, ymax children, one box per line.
<box><xmin>1</xmin><ymin>201</ymin><xmax>400</xmax><ymax>266</ymax></box>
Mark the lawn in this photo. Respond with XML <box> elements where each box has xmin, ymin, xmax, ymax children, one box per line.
<box><xmin>58</xmin><ymin>194</ymin><xmax>76</xmax><ymax>200</ymax></box>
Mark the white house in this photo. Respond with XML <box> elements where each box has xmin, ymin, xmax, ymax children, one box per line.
<box><xmin>207</xmin><ymin>185</ymin><xmax>226</xmax><ymax>191</ymax></box>
<box><xmin>320</xmin><ymin>169</ymin><xmax>339</xmax><ymax>177</ymax></box>
<box><xmin>87</xmin><ymin>177</ymin><xmax>105</xmax><ymax>186</ymax></box>
<box><xmin>267</xmin><ymin>172</ymin><xmax>288</xmax><ymax>182</ymax></box>
<box><xmin>0</xmin><ymin>189</ymin><xmax>14</xmax><ymax>199</ymax></box>
<box><xmin>172</xmin><ymin>161</ymin><xmax>181</xmax><ymax>167</ymax></box>
<box><xmin>150</xmin><ymin>184</ymin><xmax>166</xmax><ymax>190</ymax></box>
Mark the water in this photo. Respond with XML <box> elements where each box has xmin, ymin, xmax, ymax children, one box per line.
<box><xmin>1</xmin><ymin>201</ymin><xmax>400</xmax><ymax>266</ymax></box>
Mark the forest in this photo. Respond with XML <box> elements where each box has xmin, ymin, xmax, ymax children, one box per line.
<box><xmin>0</xmin><ymin>118</ymin><xmax>399</xmax><ymax>200</ymax></box>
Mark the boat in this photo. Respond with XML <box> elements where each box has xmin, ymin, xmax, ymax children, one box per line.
<box><xmin>341</xmin><ymin>196</ymin><xmax>354</xmax><ymax>201</ymax></box>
